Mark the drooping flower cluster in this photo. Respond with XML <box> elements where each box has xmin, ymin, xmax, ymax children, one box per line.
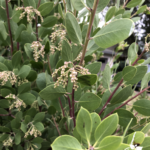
<box><xmin>16</xmin><ymin>6</ymin><xmax>43</xmax><ymax>23</ymax></box>
<box><xmin>17</xmin><ymin>77</ymin><xmax>28</xmax><ymax>86</ymax></box>
<box><xmin>144</xmin><ymin>34</ymin><xmax>150</xmax><ymax>52</ymax></box>
<box><xmin>50</xmin><ymin>24</ymin><xmax>68</xmax><ymax>54</ymax></box>
<box><xmin>52</xmin><ymin>61</ymin><xmax>91</xmax><ymax>90</ymax></box>
<box><xmin>3</xmin><ymin>136</ymin><xmax>13</xmax><ymax>147</ymax></box>
<box><xmin>0</xmin><ymin>71</ymin><xmax>17</xmax><ymax>86</ymax></box>
<box><xmin>5</xmin><ymin>94</ymin><xmax>26</xmax><ymax>111</ymax></box>
<box><xmin>24</xmin><ymin>124</ymin><xmax>42</xmax><ymax>138</ymax></box>
<box><xmin>31</xmin><ymin>41</ymin><xmax>45</xmax><ymax>62</ymax></box>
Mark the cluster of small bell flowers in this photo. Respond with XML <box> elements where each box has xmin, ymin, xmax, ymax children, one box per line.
<box><xmin>24</xmin><ymin>124</ymin><xmax>42</xmax><ymax>138</ymax></box>
<box><xmin>16</xmin><ymin>6</ymin><xmax>43</xmax><ymax>23</ymax></box>
<box><xmin>50</xmin><ymin>24</ymin><xmax>67</xmax><ymax>54</ymax></box>
<box><xmin>5</xmin><ymin>94</ymin><xmax>26</xmax><ymax>111</ymax></box>
<box><xmin>3</xmin><ymin>136</ymin><xmax>13</xmax><ymax>147</ymax></box>
<box><xmin>145</xmin><ymin>42</ymin><xmax>150</xmax><ymax>52</ymax></box>
<box><xmin>52</xmin><ymin>61</ymin><xmax>91</xmax><ymax>91</ymax></box>
<box><xmin>0</xmin><ymin>71</ymin><xmax>17</xmax><ymax>86</ymax></box>
<box><xmin>31</xmin><ymin>41</ymin><xmax>45</xmax><ymax>62</ymax></box>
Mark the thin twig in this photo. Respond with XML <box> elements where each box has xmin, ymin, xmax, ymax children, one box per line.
<box><xmin>52</xmin><ymin>115</ymin><xmax>61</xmax><ymax>136</ymax></box>
<box><xmin>62</xmin><ymin>0</ymin><xmax>66</xmax><ymax>13</ymax></box>
<box><xmin>103</xmin><ymin>86</ymin><xmax>150</xmax><ymax>119</ymax></box>
<box><xmin>99</xmin><ymin>49</ymin><xmax>146</xmax><ymax>116</ymax></box>
<box><xmin>72</xmin><ymin>87</ymin><xmax>76</xmax><ymax>127</ymax></box>
<box><xmin>5</xmin><ymin>0</ymin><xmax>13</xmax><ymax>55</ymax></box>
<box><xmin>79</xmin><ymin>0</ymin><xmax>99</xmax><ymax>65</ymax></box>
<box><xmin>123</xmin><ymin>0</ymin><xmax>129</xmax><ymax>8</ymax></box>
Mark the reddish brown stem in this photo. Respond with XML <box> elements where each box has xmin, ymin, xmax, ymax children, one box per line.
<box><xmin>66</xmin><ymin>95</ymin><xmax>72</xmax><ymax>117</ymax></box>
<box><xmin>99</xmin><ymin>49</ymin><xmax>146</xmax><ymax>116</ymax></box>
<box><xmin>99</xmin><ymin>79</ymin><xmax>124</xmax><ymax>116</ymax></box>
<box><xmin>103</xmin><ymin>86</ymin><xmax>150</xmax><ymax>119</ymax></box>
<box><xmin>79</xmin><ymin>0</ymin><xmax>99</xmax><ymax>65</ymax></box>
<box><xmin>5</xmin><ymin>0</ymin><xmax>13</xmax><ymax>55</ymax></box>
<box><xmin>72</xmin><ymin>88</ymin><xmax>76</xmax><ymax>127</ymax></box>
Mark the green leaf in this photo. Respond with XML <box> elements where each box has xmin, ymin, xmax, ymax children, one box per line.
<box><xmin>128</xmin><ymin>42</ymin><xmax>138</xmax><ymax>65</ymax></box>
<box><xmin>48</xmin><ymin>106</ymin><xmax>56</xmax><ymax>115</ymax></box>
<box><xmin>23</xmin><ymin>0</ymin><xmax>36</xmax><ymax>8</ymax></box>
<box><xmin>102</xmin><ymin>64</ymin><xmax>111</xmax><ymax>89</ymax></box>
<box><xmin>141</xmin><ymin>122</ymin><xmax>150</xmax><ymax>134</ymax></box>
<box><xmin>127</xmin><ymin>131</ymin><xmax>145</xmax><ymax>145</ymax></box>
<box><xmin>34</xmin><ymin>122</ymin><xmax>44</xmax><ymax>131</ymax></box>
<box><xmin>111</xmin><ymin>85</ymin><xmax>132</xmax><ymax>105</ymax></box>
<box><xmin>18</xmin><ymin>93</ymin><xmax>36</xmax><ymax>105</ymax></box>
<box><xmin>123</xmin><ymin>66</ymin><xmax>137</xmax><ymax>81</ymax></box>
<box><xmin>33</xmin><ymin>112</ymin><xmax>45</xmax><ymax>123</ymax></box>
<box><xmin>141</xmin><ymin>73</ymin><xmax>150</xmax><ymax>90</ymax></box>
<box><xmin>115</xmin><ymin>8</ymin><xmax>125</xmax><ymax>16</ymax></box>
<box><xmin>62</xmin><ymin>40</ymin><xmax>73</xmax><ymax>62</ymax></box>
<box><xmin>97</xmin><ymin>136</ymin><xmax>122</xmax><ymax>150</ymax></box>
<box><xmin>93</xmin><ymin>19</ymin><xmax>134</xmax><ymax>48</ymax></box>
<box><xmin>105</xmin><ymin>6</ymin><xmax>116</xmax><ymax>22</ymax></box>
<box><xmin>85</xmin><ymin>62</ymin><xmax>102</xmax><ymax>74</ymax></box>
<box><xmin>26</xmin><ymin>70</ymin><xmax>37</xmax><ymax>82</ymax></box>
<box><xmin>77</xmin><ymin>74</ymin><xmax>97</xmax><ymax>86</ymax></box>
<box><xmin>116</xmin><ymin>144</ymin><xmax>130</xmax><ymax>150</ymax></box>
<box><xmin>24</xmin><ymin>43</ymin><xmax>34</xmax><ymax>59</ymax></box>
<box><xmin>18</xmin><ymin>82</ymin><xmax>31</xmax><ymax>94</ymax></box>
<box><xmin>38</xmin><ymin>2</ymin><xmax>54</xmax><ymax>16</ymax></box>
<box><xmin>41</xmin><ymin>16</ymin><xmax>57</xmax><ymax>27</ymax></box>
<box><xmin>86</xmin><ymin>0</ymin><xmax>111</xmax><ymax>13</ymax></box>
<box><xmin>114</xmin><ymin>109</ymin><xmax>137</xmax><ymax>127</ymax></box>
<box><xmin>79</xmin><ymin>93</ymin><xmax>101</xmax><ymax>111</ymax></box>
<box><xmin>76</xmin><ymin>107</ymin><xmax>92</xmax><ymax>142</ymax></box>
<box><xmin>71</xmin><ymin>0</ymin><xmax>85</xmax><ymax>11</ymax></box>
<box><xmin>141</xmin><ymin>137</ymin><xmax>150</xmax><ymax>150</ymax></box>
<box><xmin>51</xmin><ymin>135</ymin><xmax>82</xmax><ymax>150</ymax></box>
<box><xmin>15</xmin><ymin>131</ymin><xmax>21</xmax><ymax>145</ymax></box>
<box><xmin>94</xmin><ymin>114</ymin><xmax>118</xmax><ymax>146</ymax></box>
<box><xmin>126</xmin><ymin>0</ymin><xmax>142</xmax><ymax>8</ymax></box>
<box><xmin>39</xmin><ymin>84</ymin><xmax>66</xmax><ymax>100</ymax></box>
<box><xmin>137</xmin><ymin>5</ymin><xmax>147</xmax><ymax>14</ymax></box>
<box><xmin>32</xmin><ymin>137</ymin><xmax>43</xmax><ymax>144</ymax></box>
<box><xmin>126</xmin><ymin>66</ymin><xmax>147</xmax><ymax>85</ymax></box>
<box><xmin>133</xmin><ymin>99</ymin><xmax>150</xmax><ymax>116</ymax></box>
<box><xmin>21</xmin><ymin>31</ymin><xmax>36</xmax><ymax>44</ymax></box>
<box><xmin>65</xmin><ymin>12</ymin><xmax>82</xmax><ymax>44</ymax></box>
<box><xmin>12</xmin><ymin>51</ymin><xmax>22</xmax><ymax>68</ymax></box>
<box><xmin>0</xmin><ymin>21</ymin><xmax>7</xmax><ymax>40</ymax></box>
<box><xmin>58</xmin><ymin>3</ymin><xmax>63</xmax><ymax>18</ymax></box>
<box><xmin>0</xmin><ymin>126</ymin><xmax>10</xmax><ymax>132</ymax></box>
<box><xmin>18</xmin><ymin>65</ymin><xmax>31</xmax><ymax>78</ymax></box>
<box><xmin>15</xmin><ymin>24</ymin><xmax>26</xmax><ymax>41</ymax></box>
<box><xmin>36</xmin><ymin>73</ymin><xmax>53</xmax><ymax>90</ymax></box>
<box><xmin>0</xmin><ymin>100</ymin><xmax>9</xmax><ymax>108</ymax></box>
<box><xmin>0</xmin><ymin>62</ymin><xmax>8</xmax><ymax>71</ymax></box>
<box><xmin>90</xmin><ymin>113</ymin><xmax>101</xmax><ymax>144</ymax></box>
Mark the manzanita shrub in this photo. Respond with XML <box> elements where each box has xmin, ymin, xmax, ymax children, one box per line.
<box><xmin>1</xmin><ymin>0</ymin><xmax>150</xmax><ymax>149</ymax></box>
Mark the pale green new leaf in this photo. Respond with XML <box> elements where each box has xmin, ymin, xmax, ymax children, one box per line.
<box><xmin>97</xmin><ymin>136</ymin><xmax>122</xmax><ymax>150</ymax></box>
<box><xmin>94</xmin><ymin>19</ymin><xmax>134</xmax><ymax>48</ymax></box>
<box><xmin>76</xmin><ymin>107</ymin><xmax>92</xmax><ymax>142</ymax></box>
<box><xmin>94</xmin><ymin>114</ymin><xmax>118</xmax><ymax>146</ymax></box>
<box><xmin>51</xmin><ymin>135</ymin><xmax>82</xmax><ymax>150</ymax></box>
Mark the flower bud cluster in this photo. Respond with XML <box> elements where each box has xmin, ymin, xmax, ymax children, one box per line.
<box><xmin>16</xmin><ymin>6</ymin><xmax>43</xmax><ymax>23</ymax></box>
<box><xmin>145</xmin><ymin>42</ymin><xmax>150</xmax><ymax>52</ymax></box>
<box><xmin>92</xmin><ymin>53</ymin><xmax>97</xmax><ymax>62</ymax></box>
<box><xmin>3</xmin><ymin>136</ymin><xmax>13</xmax><ymax>147</ymax></box>
<box><xmin>31</xmin><ymin>41</ymin><xmax>45</xmax><ymax>62</ymax></box>
<box><xmin>31</xmin><ymin>100</ymin><xmax>39</xmax><ymax>111</ymax></box>
<box><xmin>5</xmin><ymin>94</ymin><xmax>26</xmax><ymax>111</ymax></box>
<box><xmin>17</xmin><ymin>77</ymin><xmax>28</xmax><ymax>86</ymax></box>
<box><xmin>52</xmin><ymin>61</ymin><xmax>91</xmax><ymax>91</ymax></box>
<box><xmin>24</xmin><ymin>124</ymin><xmax>42</xmax><ymax>138</ymax></box>
<box><xmin>54</xmin><ymin>13</ymin><xmax>61</xmax><ymax>19</ymax></box>
<box><xmin>116</xmin><ymin>41</ymin><xmax>129</xmax><ymax>51</ymax></box>
<box><xmin>50</xmin><ymin>24</ymin><xmax>68</xmax><ymax>54</ymax></box>
<box><xmin>0</xmin><ymin>71</ymin><xmax>17</xmax><ymax>86</ymax></box>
